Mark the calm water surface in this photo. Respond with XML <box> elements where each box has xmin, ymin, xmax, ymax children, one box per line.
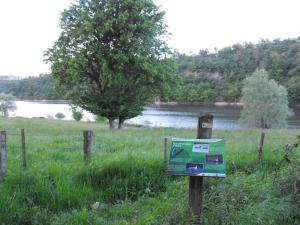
<box><xmin>11</xmin><ymin>101</ymin><xmax>300</xmax><ymax>129</ymax></box>
<box><xmin>128</xmin><ymin>105</ymin><xmax>300</xmax><ymax>129</ymax></box>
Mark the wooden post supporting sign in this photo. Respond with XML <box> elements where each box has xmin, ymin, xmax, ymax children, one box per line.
<box><xmin>189</xmin><ymin>113</ymin><xmax>213</xmax><ymax>225</ymax></box>
<box><xmin>163</xmin><ymin>137</ymin><xmax>168</xmax><ymax>162</ymax></box>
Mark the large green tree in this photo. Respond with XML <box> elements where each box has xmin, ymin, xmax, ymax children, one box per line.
<box><xmin>239</xmin><ymin>69</ymin><xmax>292</xmax><ymax>129</ymax></box>
<box><xmin>45</xmin><ymin>0</ymin><xmax>178</xmax><ymax>128</ymax></box>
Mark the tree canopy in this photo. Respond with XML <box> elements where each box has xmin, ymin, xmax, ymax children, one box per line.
<box><xmin>238</xmin><ymin>69</ymin><xmax>292</xmax><ymax>129</ymax></box>
<box><xmin>45</xmin><ymin>0</ymin><xmax>179</xmax><ymax>128</ymax></box>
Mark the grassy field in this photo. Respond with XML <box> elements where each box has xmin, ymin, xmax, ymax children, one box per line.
<box><xmin>0</xmin><ymin>118</ymin><xmax>299</xmax><ymax>224</ymax></box>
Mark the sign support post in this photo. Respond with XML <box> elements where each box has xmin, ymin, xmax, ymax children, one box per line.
<box><xmin>189</xmin><ymin>113</ymin><xmax>213</xmax><ymax>225</ymax></box>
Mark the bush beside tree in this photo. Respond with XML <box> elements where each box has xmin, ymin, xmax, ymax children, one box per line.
<box><xmin>70</xmin><ymin>105</ymin><xmax>83</xmax><ymax>122</ymax></box>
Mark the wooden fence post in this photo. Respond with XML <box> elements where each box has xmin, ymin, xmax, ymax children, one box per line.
<box><xmin>189</xmin><ymin>113</ymin><xmax>213</xmax><ymax>225</ymax></box>
<box><xmin>21</xmin><ymin>129</ymin><xmax>27</xmax><ymax>169</ymax></box>
<box><xmin>83</xmin><ymin>130</ymin><xmax>93</xmax><ymax>164</ymax></box>
<box><xmin>257</xmin><ymin>132</ymin><xmax>265</xmax><ymax>164</ymax></box>
<box><xmin>0</xmin><ymin>131</ymin><xmax>7</xmax><ymax>178</ymax></box>
<box><xmin>163</xmin><ymin>137</ymin><xmax>168</xmax><ymax>162</ymax></box>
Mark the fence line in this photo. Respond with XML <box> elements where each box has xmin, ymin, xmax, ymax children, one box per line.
<box><xmin>0</xmin><ymin>127</ymin><xmax>297</xmax><ymax>185</ymax></box>
<box><xmin>1</xmin><ymin>128</ymin><xmax>298</xmax><ymax>169</ymax></box>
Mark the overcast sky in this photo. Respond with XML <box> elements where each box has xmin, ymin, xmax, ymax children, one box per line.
<box><xmin>1</xmin><ymin>0</ymin><xmax>300</xmax><ymax>76</ymax></box>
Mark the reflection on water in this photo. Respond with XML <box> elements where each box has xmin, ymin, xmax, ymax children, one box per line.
<box><xmin>10</xmin><ymin>101</ymin><xmax>300</xmax><ymax>129</ymax></box>
<box><xmin>127</xmin><ymin>105</ymin><xmax>300</xmax><ymax>129</ymax></box>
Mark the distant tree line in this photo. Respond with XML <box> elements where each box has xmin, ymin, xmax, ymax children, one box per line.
<box><xmin>0</xmin><ymin>74</ymin><xmax>64</xmax><ymax>100</ymax></box>
<box><xmin>170</xmin><ymin>37</ymin><xmax>300</xmax><ymax>105</ymax></box>
<box><xmin>1</xmin><ymin>37</ymin><xmax>300</xmax><ymax>106</ymax></box>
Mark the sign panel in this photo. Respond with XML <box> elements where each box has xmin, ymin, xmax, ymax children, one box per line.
<box><xmin>167</xmin><ymin>138</ymin><xmax>226</xmax><ymax>177</ymax></box>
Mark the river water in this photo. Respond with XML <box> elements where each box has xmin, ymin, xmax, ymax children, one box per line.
<box><xmin>10</xmin><ymin>101</ymin><xmax>300</xmax><ymax>129</ymax></box>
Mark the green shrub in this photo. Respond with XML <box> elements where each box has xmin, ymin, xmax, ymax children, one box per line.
<box><xmin>95</xmin><ymin>115</ymin><xmax>106</xmax><ymax>122</ymax></box>
<box><xmin>55</xmin><ymin>112</ymin><xmax>65</xmax><ymax>119</ymax></box>
<box><xmin>70</xmin><ymin>105</ymin><xmax>83</xmax><ymax>122</ymax></box>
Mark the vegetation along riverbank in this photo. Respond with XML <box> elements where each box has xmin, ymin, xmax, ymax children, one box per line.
<box><xmin>2</xmin><ymin>36</ymin><xmax>300</xmax><ymax>108</ymax></box>
<box><xmin>0</xmin><ymin>117</ymin><xmax>299</xmax><ymax>224</ymax></box>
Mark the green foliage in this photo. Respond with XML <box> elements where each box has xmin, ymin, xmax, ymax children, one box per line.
<box><xmin>45</xmin><ymin>0</ymin><xmax>179</xmax><ymax>128</ymax></box>
<box><xmin>70</xmin><ymin>105</ymin><xmax>83</xmax><ymax>122</ymax></box>
<box><xmin>174</xmin><ymin>74</ymin><xmax>219</xmax><ymax>102</ymax></box>
<box><xmin>286</xmin><ymin>76</ymin><xmax>300</xmax><ymax>106</ymax></box>
<box><xmin>173</xmin><ymin>37</ymin><xmax>300</xmax><ymax>105</ymax></box>
<box><xmin>239</xmin><ymin>69</ymin><xmax>292</xmax><ymax>129</ymax></box>
<box><xmin>75</xmin><ymin>157</ymin><xmax>170</xmax><ymax>203</ymax></box>
<box><xmin>277</xmin><ymin>165</ymin><xmax>300</xmax><ymax>222</ymax></box>
<box><xmin>203</xmin><ymin>173</ymin><xmax>293</xmax><ymax>225</ymax></box>
<box><xmin>1</xmin><ymin>74</ymin><xmax>64</xmax><ymax>100</ymax></box>
<box><xmin>0</xmin><ymin>117</ymin><xmax>299</xmax><ymax>224</ymax></box>
<box><xmin>55</xmin><ymin>112</ymin><xmax>65</xmax><ymax>119</ymax></box>
<box><xmin>0</xmin><ymin>92</ymin><xmax>16</xmax><ymax>117</ymax></box>
<box><xmin>95</xmin><ymin>115</ymin><xmax>106</xmax><ymax>122</ymax></box>
<box><xmin>3</xmin><ymin>37</ymin><xmax>300</xmax><ymax>106</ymax></box>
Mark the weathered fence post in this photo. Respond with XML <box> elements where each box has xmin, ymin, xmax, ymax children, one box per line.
<box><xmin>189</xmin><ymin>113</ymin><xmax>213</xmax><ymax>225</ymax></box>
<box><xmin>163</xmin><ymin>137</ymin><xmax>168</xmax><ymax>162</ymax></box>
<box><xmin>83</xmin><ymin>130</ymin><xmax>93</xmax><ymax>164</ymax></box>
<box><xmin>21</xmin><ymin>129</ymin><xmax>27</xmax><ymax>169</ymax></box>
<box><xmin>257</xmin><ymin>131</ymin><xmax>265</xmax><ymax>164</ymax></box>
<box><xmin>0</xmin><ymin>131</ymin><xmax>7</xmax><ymax>178</ymax></box>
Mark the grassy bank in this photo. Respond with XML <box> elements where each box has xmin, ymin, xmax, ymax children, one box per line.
<box><xmin>0</xmin><ymin>118</ymin><xmax>299</xmax><ymax>224</ymax></box>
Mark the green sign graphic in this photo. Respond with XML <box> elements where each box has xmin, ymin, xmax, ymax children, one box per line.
<box><xmin>167</xmin><ymin>138</ymin><xmax>226</xmax><ymax>177</ymax></box>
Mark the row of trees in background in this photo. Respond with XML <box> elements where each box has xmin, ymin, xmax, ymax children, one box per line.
<box><xmin>0</xmin><ymin>0</ymin><xmax>299</xmax><ymax>129</ymax></box>
<box><xmin>171</xmin><ymin>38</ymin><xmax>300</xmax><ymax>105</ymax></box>
<box><xmin>0</xmin><ymin>74</ymin><xmax>63</xmax><ymax>100</ymax></box>
<box><xmin>3</xmin><ymin>37</ymin><xmax>300</xmax><ymax>106</ymax></box>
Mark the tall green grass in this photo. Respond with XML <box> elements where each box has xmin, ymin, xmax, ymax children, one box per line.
<box><xmin>0</xmin><ymin>117</ymin><xmax>298</xmax><ymax>224</ymax></box>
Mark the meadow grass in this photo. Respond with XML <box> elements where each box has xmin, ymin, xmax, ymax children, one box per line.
<box><xmin>0</xmin><ymin>118</ymin><xmax>299</xmax><ymax>224</ymax></box>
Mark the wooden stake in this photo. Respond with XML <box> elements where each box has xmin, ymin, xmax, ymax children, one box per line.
<box><xmin>21</xmin><ymin>129</ymin><xmax>26</xmax><ymax>169</ymax></box>
<box><xmin>1</xmin><ymin>131</ymin><xmax>7</xmax><ymax>178</ymax></box>
<box><xmin>163</xmin><ymin>137</ymin><xmax>168</xmax><ymax>162</ymax></box>
<box><xmin>257</xmin><ymin>132</ymin><xmax>265</xmax><ymax>164</ymax></box>
<box><xmin>83</xmin><ymin>130</ymin><xmax>93</xmax><ymax>164</ymax></box>
<box><xmin>189</xmin><ymin>113</ymin><xmax>213</xmax><ymax>225</ymax></box>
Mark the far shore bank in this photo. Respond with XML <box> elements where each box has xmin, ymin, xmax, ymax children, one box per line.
<box><xmin>152</xmin><ymin>101</ymin><xmax>244</xmax><ymax>107</ymax></box>
<box><xmin>15</xmin><ymin>99</ymin><xmax>300</xmax><ymax>108</ymax></box>
<box><xmin>152</xmin><ymin>101</ymin><xmax>300</xmax><ymax>108</ymax></box>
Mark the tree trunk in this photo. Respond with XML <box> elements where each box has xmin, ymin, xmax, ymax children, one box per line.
<box><xmin>108</xmin><ymin>118</ymin><xmax>115</xmax><ymax>129</ymax></box>
<box><xmin>261</xmin><ymin>117</ymin><xmax>268</xmax><ymax>129</ymax></box>
<box><xmin>118</xmin><ymin>121</ymin><xmax>122</xmax><ymax>129</ymax></box>
<box><xmin>118</xmin><ymin>117</ymin><xmax>125</xmax><ymax>129</ymax></box>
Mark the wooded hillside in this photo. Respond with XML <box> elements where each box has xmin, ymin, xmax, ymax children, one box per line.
<box><xmin>0</xmin><ymin>74</ymin><xmax>63</xmax><ymax>100</ymax></box>
<box><xmin>172</xmin><ymin>37</ymin><xmax>300</xmax><ymax>105</ymax></box>
<box><xmin>1</xmin><ymin>37</ymin><xmax>300</xmax><ymax>105</ymax></box>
